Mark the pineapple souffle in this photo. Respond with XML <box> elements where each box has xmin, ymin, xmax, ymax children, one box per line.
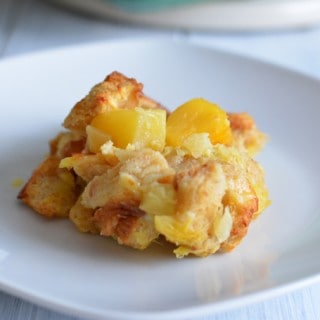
<box><xmin>18</xmin><ymin>71</ymin><xmax>270</xmax><ymax>258</ymax></box>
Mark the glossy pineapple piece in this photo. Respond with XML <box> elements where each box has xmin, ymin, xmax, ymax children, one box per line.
<box><xmin>90</xmin><ymin>107</ymin><xmax>166</xmax><ymax>151</ymax></box>
<box><xmin>166</xmin><ymin>98</ymin><xmax>232</xmax><ymax>147</ymax></box>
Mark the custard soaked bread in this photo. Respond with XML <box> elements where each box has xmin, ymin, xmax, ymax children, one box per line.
<box><xmin>18</xmin><ymin>71</ymin><xmax>270</xmax><ymax>258</ymax></box>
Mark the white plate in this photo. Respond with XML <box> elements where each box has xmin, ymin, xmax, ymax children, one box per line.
<box><xmin>1</xmin><ymin>39</ymin><xmax>320</xmax><ymax>320</ymax></box>
<box><xmin>49</xmin><ymin>0</ymin><xmax>320</xmax><ymax>31</ymax></box>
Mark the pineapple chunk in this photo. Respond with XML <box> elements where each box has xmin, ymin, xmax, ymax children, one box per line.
<box><xmin>213</xmin><ymin>206</ymin><xmax>233</xmax><ymax>243</ymax></box>
<box><xmin>166</xmin><ymin>98</ymin><xmax>232</xmax><ymax>147</ymax></box>
<box><xmin>90</xmin><ymin>108</ymin><xmax>166</xmax><ymax>150</ymax></box>
<box><xmin>181</xmin><ymin>133</ymin><xmax>214</xmax><ymax>158</ymax></box>
<box><xmin>86</xmin><ymin>125</ymin><xmax>111</xmax><ymax>153</ymax></box>
<box><xmin>154</xmin><ymin>213</ymin><xmax>206</xmax><ymax>244</ymax></box>
<box><xmin>140</xmin><ymin>182</ymin><xmax>177</xmax><ymax>216</ymax></box>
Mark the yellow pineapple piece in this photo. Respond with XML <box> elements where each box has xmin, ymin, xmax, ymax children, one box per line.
<box><xmin>90</xmin><ymin>107</ymin><xmax>166</xmax><ymax>150</ymax></box>
<box><xmin>154</xmin><ymin>214</ymin><xmax>207</xmax><ymax>245</ymax></box>
<box><xmin>139</xmin><ymin>182</ymin><xmax>177</xmax><ymax>216</ymax></box>
<box><xmin>166</xmin><ymin>98</ymin><xmax>232</xmax><ymax>147</ymax></box>
<box><xmin>86</xmin><ymin>125</ymin><xmax>111</xmax><ymax>153</ymax></box>
<box><xmin>181</xmin><ymin>133</ymin><xmax>214</xmax><ymax>158</ymax></box>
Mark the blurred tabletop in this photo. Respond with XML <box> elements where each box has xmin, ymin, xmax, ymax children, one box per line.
<box><xmin>1</xmin><ymin>0</ymin><xmax>320</xmax><ymax>319</ymax></box>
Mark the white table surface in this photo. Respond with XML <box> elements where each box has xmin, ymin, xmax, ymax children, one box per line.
<box><xmin>1</xmin><ymin>0</ymin><xmax>320</xmax><ymax>319</ymax></box>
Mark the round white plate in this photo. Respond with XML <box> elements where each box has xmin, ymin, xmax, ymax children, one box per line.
<box><xmin>49</xmin><ymin>0</ymin><xmax>320</xmax><ymax>31</ymax></box>
<box><xmin>1</xmin><ymin>39</ymin><xmax>320</xmax><ymax>320</ymax></box>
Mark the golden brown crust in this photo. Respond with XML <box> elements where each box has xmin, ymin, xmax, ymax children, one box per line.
<box><xmin>18</xmin><ymin>156</ymin><xmax>78</xmax><ymax>218</ymax></box>
<box><xmin>228</xmin><ymin>112</ymin><xmax>255</xmax><ymax>131</ymax></box>
<box><xmin>228</xmin><ymin>112</ymin><xmax>267</xmax><ymax>156</ymax></box>
<box><xmin>69</xmin><ymin>197</ymin><xmax>99</xmax><ymax>234</ymax></box>
<box><xmin>50</xmin><ymin>131</ymin><xmax>86</xmax><ymax>158</ymax></box>
<box><xmin>63</xmin><ymin>71</ymin><xmax>161</xmax><ymax>133</ymax></box>
<box><xmin>94</xmin><ymin>199</ymin><xmax>144</xmax><ymax>241</ymax></box>
<box><xmin>93</xmin><ymin>202</ymin><xmax>159</xmax><ymax>250</ymax></box>
<box><xmin>220</xmin><ymin>197</ymin><xmax>258</xmax><ymax>252</ymax></box>
<box><xmin>60</xmin><ymin>153</ymin><xmax>118</xmax><ymax>183</ymax></box>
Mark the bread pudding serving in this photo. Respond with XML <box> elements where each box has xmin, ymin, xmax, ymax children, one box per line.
<box><xmin>18</xmin><ymin>71</ymin><xmax>270</xmax><ymax>258</ymax></box>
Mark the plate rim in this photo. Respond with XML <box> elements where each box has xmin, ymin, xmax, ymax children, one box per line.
<box><xmin>1</xmin><ymin>266</ymin><xmax>320</xmax><ymax>320</ymax></box>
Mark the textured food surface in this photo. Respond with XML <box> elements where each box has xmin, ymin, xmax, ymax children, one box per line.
<box><xmin>18</xmin><ymin>71</ymin><xmax>270</xmax><ymax>258</ymax></box>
